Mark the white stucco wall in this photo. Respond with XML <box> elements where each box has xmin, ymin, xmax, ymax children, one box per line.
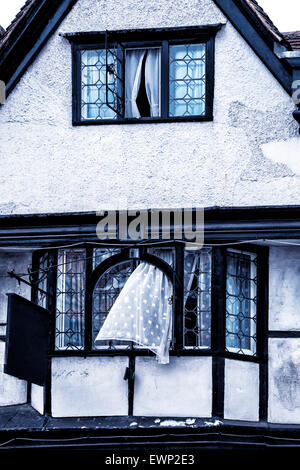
<box><xmin>267</xmin><ymin>247</ymin><xmax>300</xmax><ymax>424</ymax></box>
<box><xmin>31</xmin><ymin>384</ymin><xmax>44</xmax><ymax>415</ymax></box>
<box><xmin>52</xmin><ymin>356</ymin><xmax>129</xmax><ymax>417</ymax></box>
<box><xmin>0</xmin><ymin>252</ymin><xmax>32</xmax><ymax>406</ymax></box>
<box><xmin>224</xmin><ymin>359</ymin><xmax>259</xmax><ymax>422</ymax></box>
<box><xmin>269</xmin><ymin>246</ymin><xmax>300</xmax><ymax>331</ymax></box>
<box><xmin>269</xmin><ymin>339</ymin><xmax>300</xmax><ymax>424</ymax></box>
<box><xmin>0</xmin><ymin>342</ymin><xmax>27</xmax><ymax>406</ymax></box>
<box><xmin>0</xmin><ymin>0</ymin><xmax>298</xmax><ymax>216</ymax></box>
<box><xmin>134</xmin><ymin>356</ymin><xmax>212</xmax><ymax>417</ymax></box>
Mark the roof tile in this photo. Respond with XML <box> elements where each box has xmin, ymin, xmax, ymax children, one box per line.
<box><xmin>243</xmin><ymin>0</ymin><xmax>286</xmax><ymax>43</ymax></box>
<box><xmin>0</xmin><ymin>0</ymin><xmax>39</xmax><ymax>53</ymax></box>
<box><xmin>283</xmin><ymin>31</ymin><xmax>300</xmax><ymax>50</ymax></box>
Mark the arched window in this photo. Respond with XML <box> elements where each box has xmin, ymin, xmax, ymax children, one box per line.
<box><xmin>91</xmin><ymin>250</ymin><xmax>174</xmax><ymax>363</ymax></box>
<box><xmin>92</xmin><ymin>260</ymin><xmax>135</xmax><ymax>350</ymax></box>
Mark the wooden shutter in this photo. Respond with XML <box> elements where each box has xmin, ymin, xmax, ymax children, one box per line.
<box><xmin>4</xmin><ymin>294</ymin><xmax>51</xmax><ymax>386</ymax></box>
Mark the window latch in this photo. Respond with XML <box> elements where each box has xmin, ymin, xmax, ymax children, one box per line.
<box><xmin>124</xmin><ymin>366</ymin><xmax>135</xmax><ymax>382</ymax></box>
<box><xmin>106</xmin><ymin>63</ymin><xmax>115</xmax><ymax>77</ymax></box>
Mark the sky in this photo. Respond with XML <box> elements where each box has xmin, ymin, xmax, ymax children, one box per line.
<box><xmin>0</xmin><ymin>0</ymin><xmax>299</xmax><ymax>31</ymax></box>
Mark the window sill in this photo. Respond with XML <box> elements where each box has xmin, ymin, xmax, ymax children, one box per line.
<box><xmin>50</xmin><ymin>349</ymin><xmax>260</xmax><ymax>363</ymax></box>
<box><xmin>72</xmin><ymin>115</ymin><xmax>213</xmax><ymax>126</ymax></box>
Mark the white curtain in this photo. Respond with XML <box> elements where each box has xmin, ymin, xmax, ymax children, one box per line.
<box><xmin>145</xmin><ymin>49</ymin><xmax>160</xmax><ymax>117</ymax></box>
<box><xmin>95</xmin><ymin>255</ymin><xmax>173</xmax><ymax>364</ymax></box>
<box><xmin>125</xmin><ymin>48</ymin><xmax>160</xmax><ymax>118</ymax></box>
<box><xmin>125</xmin><ymin>50</ymin><xmax>146</xmax><ymax>118</ymax></box>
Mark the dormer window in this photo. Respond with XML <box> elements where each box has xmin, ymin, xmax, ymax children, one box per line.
<box><xmin>68</xmin><ymin>25</ymin><xmax>222</xmax><ymax>125</ymax></box>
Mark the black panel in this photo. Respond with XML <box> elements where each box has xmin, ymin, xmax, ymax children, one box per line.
<box><xmin>4</xmin><ymin>294</ymin><xmax>51</xmax><ymax>386</ymax></box>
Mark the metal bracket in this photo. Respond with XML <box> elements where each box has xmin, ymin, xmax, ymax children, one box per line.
<box><xmin>8</xmin><ymin>270</ymin><xmax>53</xmax><ymax>299</ymax></box>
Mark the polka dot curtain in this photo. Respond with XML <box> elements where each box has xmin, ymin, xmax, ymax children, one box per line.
<box><xmin>95</xmin><ymin>254</ymin><xmax>173</xmax><ymax>364</ymax></box>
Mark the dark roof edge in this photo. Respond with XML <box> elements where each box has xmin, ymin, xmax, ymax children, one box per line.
<box><xmin>243</xmin><ymin>0</ymin><xmax>289</xmax><ymax>47</ymax></box>
<box><xmin>0</xmin><ymin>0</ymin><xmax>77</xmax><ymax>96</ymax></box>
<box><xmin>0</xmin><ymin>0</ymin><xmax>42</xmax><ymax>62</ymax></box>
<box><xmin>213</xmin><ymin>0</ymin><xmax>292</xmax><ymax>95</ymax></box>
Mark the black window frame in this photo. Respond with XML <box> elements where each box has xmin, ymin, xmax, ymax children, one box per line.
<box><xmin>32</xmin><ymin>242</ymin><xmax>267</xmax><ymax>366</ymax></box>
<box><xmin>69</xmin><ymin>25</ymin><xmax>223</xmax><ymax>125</ymax></box>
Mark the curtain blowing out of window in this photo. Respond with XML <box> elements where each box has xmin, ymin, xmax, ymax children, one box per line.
<box><xmin>125</xmin><ymin>48</ymin><xmax>160</xmax><ymax>118</ymax></box>
<box><xmin>95</xmin><ymin>253</ymin><xmax>173</xmax><ymax>364</ymax></box>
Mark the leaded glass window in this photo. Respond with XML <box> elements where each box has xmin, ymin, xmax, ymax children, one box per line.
<box><xmin>184</xmin><ymin>247</ymin><xmax>212</xmax><ymax>348</ymax></box>
<box><xmin>92</xmin><ymin>260</ymin><xmax>136</xmax><ymax>350</ymax></box>
<box><xmin>74</xmin><ymin>29</ymin><xmax>215</xmax><ymax>124</ymax></box>
<box><xmin>56</xmin><ymin>249</ymin><xmax>86</xmax><ymax>350</ymax></box>
<box><xmin>147</xmin><ymin>247</ymin><xmax>174</xmax><ymax>268</ymax></box>
<box><xmin>81</xmin><ymin>49</ymin><xmax>116</xmax><ymax>120</ymax></box>
<box><xmin>93</xmin><ymin>247</ymin><xmax>121</xmax><ymax>269</ymax></box>
<box><xmin>34</xmin><ymin>243</ymin><xmax>262</xmax><ymax>359</ymax></box>
<box><xmin>169</xmin><ymin>43</ymin><xmax>206</xmax><ymax>117</ymax></box>
<box><xmin>36</xmin><ymin>252</ymin><xmax>51</xmax><ymax>309</ymax></box>
<box><xmin>226</xmin><ymin>250</ymin><xmax>257</xmax><ymax>355</ymax></box>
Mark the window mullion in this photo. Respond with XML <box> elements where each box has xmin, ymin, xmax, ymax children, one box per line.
<box><xmin>205</xmin><ymin>37</ymin><xmax>215</xmax><ymax>119</ymax></box>
<box><xmin>257</xmin><ymin>247</ymin><xmax>269</xmax><ymax>421</ymax></box>
<box><xmin>45</xmin><ymin>249</ymin><xmax>57</xmax><ymax>416</ymax></box>
<box><xmin>161</xmin><ymin>40</ymin><xmax>169</xmax><ymax>118</ymax></box>
<box><xmin>85</xmin><ymin>246</ymin><xmax>94</xmax><ymax>352</ymax></box>
<box><xmin>211</xmin><ymin>247</ymin><xmax>226</xmax><ymax>353</ymax></box>
<box><xmin>72</xmin><ymin>44</ymin><xmax>81</xmax><ymax>124</ymax></box>
<box><xmin>174</xmin><ymin>242</ymin><xmax>184</xmax><ymax>351</ymax></box>
<box><xmin>47</xmin><ymin>250</ymin><xmax>58</xmax><ymax>353</ymax></box>
<box><xmin>211</xmin><ymin>246</ymin><xmax>226</xmax><ymax>419</ymax></box>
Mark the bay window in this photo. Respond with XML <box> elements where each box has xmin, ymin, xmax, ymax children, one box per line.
<box><xmin>33</xmin><ymin>243</ymin><xmax>263</xmax><ymax>363</ymax></box>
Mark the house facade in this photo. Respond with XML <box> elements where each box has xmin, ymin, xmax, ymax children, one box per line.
<box><xmin>0</xmin><ymin>0</ymin><xmax>300</xmax><ymax>452</ymax></box>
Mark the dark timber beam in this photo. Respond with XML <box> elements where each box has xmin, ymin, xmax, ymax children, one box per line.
<box><xmin>0</xmin><ymin>206</ymin><xmax>300</xmax><ymax>247</ymax></box>
<box><xmin>213</xmin><ymin>0</ymin><xmax>292</xmax><ymax>95</ymax></box>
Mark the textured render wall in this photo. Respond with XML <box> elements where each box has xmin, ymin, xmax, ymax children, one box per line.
<box><xmin>52</xmin><ymin>356</ymin><xmax>212</xmax><ymax>418</ymax></box>
<box><xmin>31</xmin><ymin>384</ymin><xmax>44</xmax><ymax>415</ymax></box>
<box><xmin>224</xmin><ymin>359</ymin><xmax>259</xmax><ymax>422</ymax></box>
<box><xmin>52</xmin><ymin>356</ymin><xmax>129</xmax><ymax>417</ymax></box>
<box><xmin>0</xmin><ymin>0</ymin><xmax>299</xmax><ymax>215</ymax></box>
<box><xmin>0</xmin><ymin>252</ymin><xmax>32</xmax><ymax>406</ymax></box>
<box><xmin>268</xmin><ymin>247</ymin><xmax>300</xmax><ymax>423</ymax></box>
<box><xmin>134</xmin><ymin>357</ymin><xmax>212</xmax><ymax>417</ymax></box>
<box><xmin>0</xmin><ymin>342</ymin><xmax>26</xmax><ymax>406</ymax></box>
<box><xmin>269</xmin><ymin>246</ymin><xmax>300</xmax><ymax>331</ymax></box>
<box><xmin>269</xmin><ymin>339</ymin><xmax>300</xmax><ymax>424</ymax></box>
